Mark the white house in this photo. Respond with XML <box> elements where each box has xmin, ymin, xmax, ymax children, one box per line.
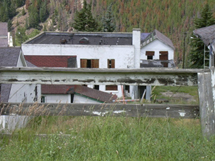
<box><xmin>22</xmin><ymin>28</ymin><xmax>175</xmax><ymax>99</ymax></box>
<box><xmin>41</xmin><ymin>84</ymin><xmax>117</xmax><ymax>104</ymax></box>
<box><xmin>0</xmin><ymin>47</ymin><xmax>41</xmax><ymax>103</ymax></box>
<box><xmin>24</xmin><ymin>55</ymin><xmax>117</xmax><ymax>103</ymax></box>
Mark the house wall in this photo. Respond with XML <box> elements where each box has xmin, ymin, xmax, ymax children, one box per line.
<box><xmin>9</xmin><ymin>84</ymin><xmax>41</xmax><ymax>103</ymax></box>
<box><xmin>140</xmin><ymin>39</ymin><xmax>174</xmax><ymax>61</ymax></box>
<box><xmin>73</xmin><ymin>94</ymin><xmax>101</xmax><ymax>104</ymax></box>
<box><xmin>42</xmin><ymin>94</ymin><xmax>101</xmax><ymax>104</ymax></box>
<box><xmin>42</xmin><ymin>94</ymin><xmax>71</xmax><ymax>103</ymax></box>
<box><xmin>22</xmin><ymin>44</ymin><xmax>135</xmax><ymax>68</ymax></box>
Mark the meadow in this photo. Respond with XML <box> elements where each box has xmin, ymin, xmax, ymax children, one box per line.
<box><xmin>0</xmin><ymin>116</ymin><xmax>215</xmax><ymax>161</ymax></box>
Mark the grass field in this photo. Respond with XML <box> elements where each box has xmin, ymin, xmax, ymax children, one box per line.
<box><xmin>150</xmin><ymin>86</ymin><xmax>199</xmax><ymax>104</ymax></box>
<box><xmin>0</xmin><ymin>116</ymin><xmax>215</xmax><ymax>161</ymax></box>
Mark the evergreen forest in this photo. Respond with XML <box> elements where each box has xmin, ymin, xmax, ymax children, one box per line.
<box><xmin>0</xmin><ymin>0</ymin><xmax>215</xmax><ymax>67</ymax></box>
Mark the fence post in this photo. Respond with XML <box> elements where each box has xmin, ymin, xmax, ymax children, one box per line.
<box><xmin>198</xmin><ymin>70</ymin><xmax>215</xmax><ymax>138</ymax></box>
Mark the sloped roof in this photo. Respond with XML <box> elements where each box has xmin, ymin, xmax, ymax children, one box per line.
<box><xmin>0</xmin><ymin>47</ymin><xmax>21</xmax><ymax>103</ymax></box>
<box><xmin>42</xmin><ymin>85</ymin><xmax>74</xmax><ymax>94</ymax></box>
<box><xmin>41</xmin><ymin>85</ymin><xmax>117</xmax><ymax>103</ymax></box>
<box><xmin>193</xmin><ymin>24</ymin><xmax>215</xmax><ymax>46</ymax></box>
<box><xmin>0</xmin><ymin>47</ymin><xmax>21</xmax><ymax>66</ymax></box>
<box><xmin>0</xmin><ymin>22</ymin><xmax>8</xmax><ymax>47</ymax></box>
<box><xmin>74</xmin><ymin>85</ymin><xmax>117</xmax><ymax>103</ymax></box>
<box><xmin>142</xmin><ymin>29</ymin><xmax>175</xmax><ymax>49</ymax></box>
<box><xmin>25</xmin><ymin>55</ymin><xmax>77</xmax><ymax>67</ymax></box>
<box><xmin>141</xmin><ymin>33</ymin><xmax>150</xmax><ymax>42</ymax></box>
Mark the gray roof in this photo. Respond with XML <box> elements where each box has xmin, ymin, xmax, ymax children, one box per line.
<box><xmin>193</xmin><ymin>24</ymin><xmax>215</xmax><ymax>46</ymax></box>
<box><xmin>0</xmin><ymin>47</ymin><xmax>21</xmax><ymax>103</ymax></box>
<box><xmin>25</xmin><ymin>32</ymin><xmax>132</xmax><ymax>45</ymax></box>
<box><xmin>0</xmin><ymin>22</ymin><xmax>8</xmax><ymax>47</ymax></box>
<box><xmin>142</xmin><ymin>29</ymin><xmax>175</xmax><ymax>49</ymax></box>
<box><xmin>0</xmin><ymin>47</ymin><xmax>21</xmax><ymax>66</ymax></box>
<box><xmin>141</xmin><ymin>33</ymin><xmax>150</xmax><ymax>42</ymax></box>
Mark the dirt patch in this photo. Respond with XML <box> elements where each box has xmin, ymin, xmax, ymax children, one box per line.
<box><xmin>161</xmin><ymin>91</ymin><xmax>196</xmax><ymax>102</ymax></box>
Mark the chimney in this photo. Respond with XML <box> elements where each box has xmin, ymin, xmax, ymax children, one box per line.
<box><xmin>132</xmin><ymin>28</ymin><xmax>141</xmax><ymax>68</ymax></box>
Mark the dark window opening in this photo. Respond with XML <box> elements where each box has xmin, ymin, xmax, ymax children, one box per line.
<box><xmin>87</xmin><ymin>60</ymin><xmax>91</xmax><ymax>68</ymax></box>
<box><xmin>147</xmin><ymin>56</ymin><xmax>153</xmax><ymax>60</ymax></box>
<box><xmin>41</xmin><ymin>96</ymin><xmax>45</xmax><ymax>103</ymax></box>
<box><xmin>94</xmin><ymin>85</ymin><xmax>99</xmax><ymax>90</ymax></box>
<box><xmin>107</xmin><ymin>59</ymin><xmax>115</xmax><ymax>68</ymax></box>
<box><xmin>125</xmin><ymin>85</ymin><xmax>130</xmax><ymax>93</ymax></box>
<box><xmin>71</xmin><ymin>94</ymin><xmax>74</xmax><ymax>103</ymax></box>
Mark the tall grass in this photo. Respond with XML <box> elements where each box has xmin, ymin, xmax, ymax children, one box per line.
<box><xmin>0</xmin><ymin>116</ymin><xmax>215</xmax><ymax>160</ymax></box>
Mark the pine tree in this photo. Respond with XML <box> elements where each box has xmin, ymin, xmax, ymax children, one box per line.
<box><xmin>189</xmin><ymin>4</ymin><xmax>215</xmax><ymax>68</ymax></box>
<box><xmin>102</xmin><ymin>4</ymin><xmax>115</xmax><ymax>32</ymax></box>
<box><xmin>40</xmin><ymin>0</ymin><xmax>48</xmax><ymax>22</ymax></box>
<box><xmin>72</xmin><ymin>0</ymin><xmax>100</xmax><ymax>32</ymax></box>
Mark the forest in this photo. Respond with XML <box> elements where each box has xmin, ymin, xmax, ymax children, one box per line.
<box><xmin>0</xmin><ymin>0</ymin><xmax>215</xmax><ymax>67</ymax></box>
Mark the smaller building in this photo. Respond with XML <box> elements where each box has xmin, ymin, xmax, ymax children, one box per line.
<box><xmin>0</xmin><ymin>22</ymin><xmax>13</xmax><ymax>47</ymax></box>
<box><xmin>41</xmin><ymin>85</ymin><xmax>117</xmax><ymax>103</ymax></box>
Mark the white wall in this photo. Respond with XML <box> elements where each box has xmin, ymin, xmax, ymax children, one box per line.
<box><xmin>140</xmin><ymin>39</ymin><xmax>174</xmax><ymax>60</ymax></box>
<box><xmin>43</xmin><ymin>94</ymin><xmax>71</xmax><ymax>103</ymax></box>
<box><xmin>73</xmin><ymin>94</ymin><xmax>101</xmax><ymax>104</ymax></box>
<box><xmin>42</xmin><ymin>94</ymin><xmax>101</xmax><ymax>104</ymax></box>
<box><xmin>8</xmin><ymin>56</ymin><xmax>41</xmax><ymax>103</ymax></box>
<box><xmin>22</xmin><ymin>44</ymin><xmax>135</xmax><ymax>68</ymax></box>
<box><xmin>9</xmin><ymin>84</ymin><xmax>41</xmax><ymax>103</ymax></box>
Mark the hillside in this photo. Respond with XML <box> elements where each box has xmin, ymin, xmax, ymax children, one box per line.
<box><xmin>1</xmin><ymin>0</ymin><xmax>215</xmax><ymax>67</ymax></box>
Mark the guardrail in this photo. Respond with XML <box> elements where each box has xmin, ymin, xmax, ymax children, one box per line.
<box><xmin>0</xmin><ymin>67</ymin><xmax>214</xmax><ymax>138</ymax></box>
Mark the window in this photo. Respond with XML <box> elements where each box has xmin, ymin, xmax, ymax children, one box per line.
<box><xmin>125</xmin><ymin>85</ymin><xmax>130</xmax><ymax>93</ymax></box>
<box><xmin>94</xmin><ymin>85</ymin><xmax>99</xmax><ymax>90</ymax></box>
<box><xmin>107</xmin><ymin>59</ymin><xmax>115</xmax><ymax>68</ymax></box>
<box><xmin>81</xmin><ymin>59</ymin><xmax>99</xmax><ymax>68</ymax></box>
<box><xmin>147</xmin><ymin>56</ymin><xmax>153</xmax><ymax>60</ymax></box>
<box><xmin>41</xmin><ymin>96</ymin><xmax>46</xmax><ymax>103</ymax></box>
<box><xmin>106</xmin><ymin>85</ymin><xmax>118</xmax><ymax>91</ymax></box>
<box><xmin>159</xmin><ymin>51</ymin><xmax>168</xmax><ymax>67</ymax></box>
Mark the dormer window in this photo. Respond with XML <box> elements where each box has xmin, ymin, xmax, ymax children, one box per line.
<box><xmin>79</xmin><ymin>37</ymin><xmax>89</xmax><ymax>44</ymax></box>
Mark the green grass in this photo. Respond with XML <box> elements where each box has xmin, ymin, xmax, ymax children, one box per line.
<box><xmin>0</xmin><ymin>116</ymin><xmax>215</xmax><ymax>160</ymax></box>
<box><xmin>151</xmin><ymin>86</ymin><xmax>199</xmax><ymax>104</ymax></box>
